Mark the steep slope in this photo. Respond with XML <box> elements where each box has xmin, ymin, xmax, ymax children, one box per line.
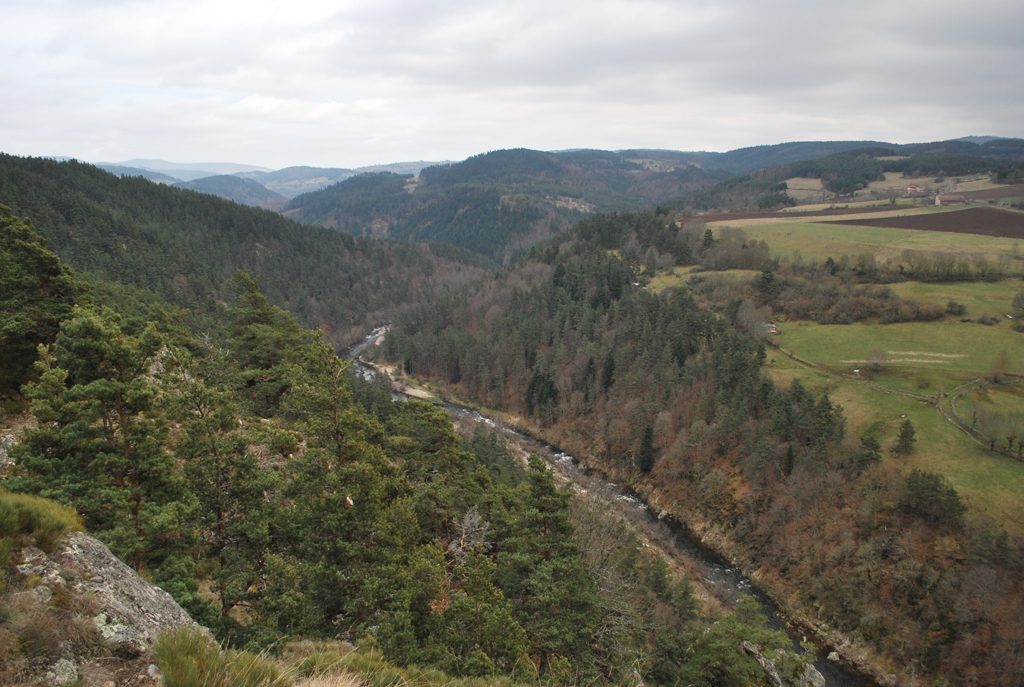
<box><xmin>0</xmin><ymin>491</ymin><xmax>201</xmax><ymax>686</ymax></box>
<box><xmin>379</xmin><ymin>209</ymin><xmax>1024</xmax><ymax>687</ymax></box>
<box><xmin>1</xmin><ymin>222</ymin><xmax>814</xmax><ymax>687</ymax></box>
<box><xmin>0</xmin><ymin>154</ymin><xmax>491</xmax><ymax>345</ymax></box>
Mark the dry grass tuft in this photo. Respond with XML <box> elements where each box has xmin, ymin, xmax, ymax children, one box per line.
<box><xmin>294</xmin><ymin>672</ymin><xmax>364</xmax><ymax>687</ymax></box>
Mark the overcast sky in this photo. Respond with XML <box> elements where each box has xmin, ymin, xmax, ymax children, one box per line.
<box><xmin>2</xmin><ymin>0</ymin><xmax>1022</xmax><ymax>170</ymax></box>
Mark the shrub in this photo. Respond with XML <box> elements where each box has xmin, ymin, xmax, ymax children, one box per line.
<box><xmin>945</xmin><ymin>300</ymin><xmax>966</xmax><ymax>316</ymax></box>
<box><xmin>1012</xmin><ymin>289</ymin><xmax>1024</xmax><ymax>317</ymax></box>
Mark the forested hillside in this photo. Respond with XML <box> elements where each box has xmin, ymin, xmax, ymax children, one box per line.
<box><xmin>0</xmin><ymin>155</ymin><xmax>491</xmax><ymax>345</ymax></box>
<box><xmin>281</xmin><ymin>140</ymin><xmax>1024</xmax><ymax>262</ymax></box>
<box><xmin>173</xmin><ymin>174</ymin><xmax>288</xmax><ymax>210</ymax></box>
<box><xmin>284</xmin><ymin>149</ymin><xmax>731</xmax><ymax>261</ymax></box>
<box><xmin>381</xmin><ymin>209</ymin><xmax>1024</xmax><ymax>686</ymax></box>
<box><xmin>1</xmin><ymin>208</ymin><xmax>820</xmax><ymax>687</ymax></box>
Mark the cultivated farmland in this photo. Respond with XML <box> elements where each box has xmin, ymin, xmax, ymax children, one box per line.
<box><xmin>827</xmin><ymin>206</ymin><xmax>1024</xmax><ymax>239</ymax></box>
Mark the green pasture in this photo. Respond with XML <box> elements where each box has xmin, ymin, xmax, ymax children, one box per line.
<box><xmin>709</xmin><ymin>213</ymin><xmax>1023</xmax><ymax>264</ymax></box>
<box><xmin>646</xmin><ymin>267</ymin><xmax>757</xmax><ymax>293</ymax></box>
<box><xmin>765</xmin><ymin>343</ymin><xmax>1024</xmax><ymax>533</ymax></box>
<box><xmin>889</xmin><ymin>280</ymin><xmax>1023</xmax><ymax>317</ymax></box>
<box><xmin>961</xmin><ymin>382</ymin><xmax>1024</xmax><ymax>416</ymax></box>
<box><xmin>774</xmin><ymin>320</ymin><xmax>1021</xmax><ymax>386</ymax></box>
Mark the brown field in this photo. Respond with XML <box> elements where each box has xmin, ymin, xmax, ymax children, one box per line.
<box><xmin>824</xmin><ymin>206</ymin><xmax>1024</xmax><ymax>239</ymax></box>
<box><xmin>957</xmin><ymin>183</ymin><xmax>1024</xmax><ymax>200</ymax></box>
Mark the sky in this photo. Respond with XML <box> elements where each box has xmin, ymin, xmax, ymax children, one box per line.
<box><xmin>2</xmin><ymin>0</ymin><xmax>1023</xmax><ymax>170</ymax></box>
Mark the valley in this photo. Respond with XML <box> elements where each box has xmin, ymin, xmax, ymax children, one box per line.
<box><xmin>3</xmin><ymin>141</ymin><xmax>1024</xmax><ymax>687</ymax></box>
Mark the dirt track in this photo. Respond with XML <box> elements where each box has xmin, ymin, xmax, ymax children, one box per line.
<box><xmin>823</xmin><ymin>206</ymin><xmax>1024</xmax><ymax>239</ymax></box>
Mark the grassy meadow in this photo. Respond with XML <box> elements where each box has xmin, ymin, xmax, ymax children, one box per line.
<box><xmin>657</xmin><ymin>210</ymin><xmax>1024</xmax><ymax>532</ymax></box>
<box><xmin>706</xmin><ymin>209</ymin><xmax>1024</xmax><ymax>265</ymax></box>
<box><xmin>888</xmin><ymin>279</ymin><xmax>1023</xmax><ymax>317</ymax></box>
<box><xmin>773</xmin><ymin>320</ymin><xmax>1021</xmax><ymax>382</ymax></box>
<box><xmin>764</xmin><ymin>341</ymin><xmax>1024</xmax><ymax>533</ymax></box>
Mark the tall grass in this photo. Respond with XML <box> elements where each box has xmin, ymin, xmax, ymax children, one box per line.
<box><xmin>0</xmin><ymin>488</ymin><xmax>83</xmax><ymax>550</ymax></box>
<box><xmin>0</xmin><ymin>489</ymin><xmax>83</xmax><ymax>594</ymax></box>
<box><xmin>156</xmin><ymin>627</ymin><xmax>292</xmax><ymax>687</ymax></box>
<box><xmin>291</xmin><ymin>647</ymin><xmax>528</xmax><ymax>687</ymax></box>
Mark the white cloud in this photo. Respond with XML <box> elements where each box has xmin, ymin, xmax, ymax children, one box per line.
<box><xmin>1</xmin><ymin>0</ymin><xmax>1022</xmax><ymax>168</ymax></box>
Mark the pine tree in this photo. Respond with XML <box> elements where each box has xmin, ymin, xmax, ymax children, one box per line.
<box><xmin>895</xmin><ymin>419</ymin><xmax>916</xmax><ymax>455</ymax></box>
<box><xmin>638</xmin><ymin>424</ymin><xmax>656</xmax><ymax>473</ymax></box>
<box><xmin>10</xmin><ymin>307</ymin><xmax>185</xmax><ymax>570</ymax></box>
<box><xmin>0</xmin><ymin>206</ymin><xmax>83</xmax><ymax>394</ymax></box>
<box><xmin>227</xmin><ymin>270</ymin><xmax>306</xmax><ymax>417</ymax></box>
<box><xmin>601</xmin><ymin>349</ymin><xmax>616</xmax><ymax>392</ymax></box>
<box><xmin>859</xmin><ymin>434</ymin><xmax>883</xmax><ymax>469</ymax></box>
<box><xmin>783</xmin><ymin>443</ymin><xmax>795</xmax><ymax>476</ymax></box>
<box><xmin>163</xmin><ymin>343</ymin><xmax>279</xmax><ymax>637</ymax></box>
<box><xmin>496</xmin><ymin>455</ymin><xmax>599</xmax><ymax>677</ymax></box>
<box><xmin>899</xmin><ymin>469</ymin><xmax>966</xmax><ymax>530</ymax></box>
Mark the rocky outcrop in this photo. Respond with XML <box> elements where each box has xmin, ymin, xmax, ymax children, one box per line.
<box><xmin>741</xmin><ymin>641</ymin><xmax>784</xmax><ymax>687</ymax></box>
<box><xmin>15</xmin><ymin>533</ymin><xmax>202</xmax><ymax>655</ymax></box>
<box><xmin>0</xmin><ymin>433</ymin><xmax>17</xmax><ymax>468</ymax></box>
<box><xmin>6</xmin><ymin>532</ymin><xmax>204</xmax><ymax>685</ymax></box>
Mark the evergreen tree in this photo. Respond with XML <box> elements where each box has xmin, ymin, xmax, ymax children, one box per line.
<box><xmin>496</xmin><ymin>456</ymin><xmax>599</xmax><ymax>677</ymax></box>
<box><xmin>228</xmin><ymin>271</ymin><xmax>307</xmax><ymax>417</ymax></box>
<box><xmin>858</xmin><ymin>434</ymin><xmax>883</xmax><ymax>470</ymax></box>
<box><xmin>899</xmin><ymin>469</ymin><xmax>966</xmax><ymax>530</ymax></box>
<box><xmin>702</xmin><ymin>227</ymin><xmax>715</xmax><ymax>250</ymax></box>
<box><xmin>638</xmin><ymin>424</ymin><xmax>656</xmax><ymax>473</ymax></box>
<box><xmin>10</xmin><ymin>307</ymin><xmax>186</xmax><ymax>570</ymax></box>
<box><xmin>601</xmin><ymin>349</ymin><xmax>616</xmax><ymax>392</ymax></box>
<box><xmin>0</xmin><ymin>206</ymin><xmax>83</xmax><ymax>394</ymax></box>
<box><xmin>895</xmin><ymin>419</ymin><xmax>916</xmax><ymax>455</ymax></box>
<box><xmin>782</xmin><ymin>442</ymin><xmax>795</xmax><ymax>476</ymax></box>
<box><xmin>163</xmin><ymin>343</ymin><xmax>279</xmax><ymax>638</ymax></box>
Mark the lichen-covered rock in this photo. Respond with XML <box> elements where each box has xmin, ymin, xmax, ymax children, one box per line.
<box><xmin>800</xmin><ymin>664</ymin><xmax>826</xmax><ymax>687</ymax></box>
<box><xmin>0</xmin><ymin>433</ymin><xmax>17</xmax><ymax>468</ymax></box>
<box><xmin>44</xmin><ymin>658</ymin><xmax>78</xmax><ymax>685</ymax></box>
<box><xmin>13</xmin><ymin>532</ymin><xmax>203</xmax><ymax>655</ymax></box>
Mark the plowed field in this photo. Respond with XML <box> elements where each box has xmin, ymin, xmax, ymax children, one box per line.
<box><xmin>824</xmin><ymin>207</ymin><xmax>1024</xmax><ymax>239</ymax></box>
<box><xmin>959</xmin><ymin>183</ymin><xmax>1024</xmax><ymax>200</ymax></box>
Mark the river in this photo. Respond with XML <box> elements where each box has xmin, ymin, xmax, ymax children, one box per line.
<box><xmin>343</xmin><ymin>330</ymin><xmax>874</xmax><ymax>687</ymax></box>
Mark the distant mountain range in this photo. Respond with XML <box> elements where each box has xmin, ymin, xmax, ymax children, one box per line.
<box><xmin>96</xmin><ymin>158</ymin><xmax>452</xmax><ymax>198</ymax></box>
<box><xmin>80</xmin><ymin>137</ymin><xmax>1023</xmax><ymax>259</ymax></box>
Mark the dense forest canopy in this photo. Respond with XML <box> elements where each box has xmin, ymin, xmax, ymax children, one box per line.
<box><xmin>1</xmin><ymin>210</ymin><xmax>818</xmax><ymax>687</ymax></box>
<box><xmin>0</xmin><ymin>154</ymin><xmax>490</xmax><ymax>345</ymax></box>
